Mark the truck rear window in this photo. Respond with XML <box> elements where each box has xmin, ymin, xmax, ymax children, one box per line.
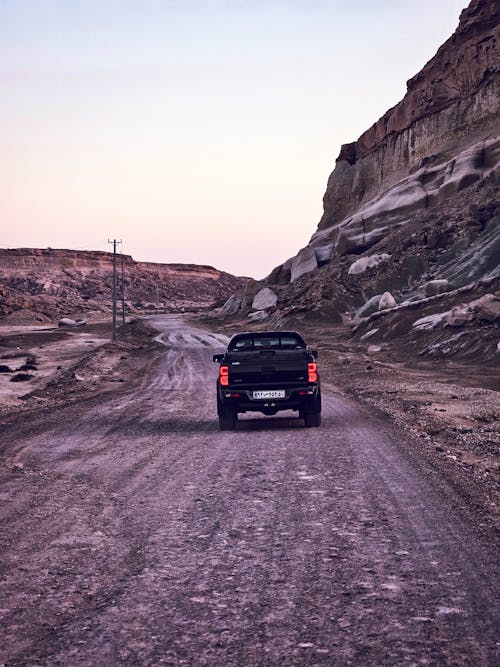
<box><xmin>230</xmin><ymin>334</ymin><xmax>305</xmax><ymax>350</ymax></box>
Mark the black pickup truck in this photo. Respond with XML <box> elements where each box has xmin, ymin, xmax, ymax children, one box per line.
<box><xmin>213</xmin><ymin>331</ymin><xmax>321</xmax><ymax>430</ymax></box>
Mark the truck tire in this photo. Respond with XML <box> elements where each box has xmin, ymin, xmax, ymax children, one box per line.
<box><xmin>304</xmin><ymin>411</ymin><xmax>321</xmax><ymax>427</ymax></box>
<box><xmin>219</xmin><ymin>409</ymin><xmax>237</xmax><ymax>431</ymax></box>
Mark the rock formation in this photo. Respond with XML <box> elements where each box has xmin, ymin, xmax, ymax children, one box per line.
<box><xmin>268</xmin><ymin>0</ymin><xmax>499</xmax><ymax>283</ymax></box>
<box><xmin>0</xmin><ymin>248</ymin><xmax>248</xmax><ymax>322</ymax></box>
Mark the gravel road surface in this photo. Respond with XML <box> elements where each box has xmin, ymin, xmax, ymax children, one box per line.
<box><xmin>1</xmin><ymin>315</ymin><xmax>498</xmax><ymax>666</ymax></box>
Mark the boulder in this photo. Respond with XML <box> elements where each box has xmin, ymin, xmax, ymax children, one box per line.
<box><xmin>348</xmin><ymin>254</ymin><xmax>391</xmax><ymax>275</ymax></box>
<box><xmin>290</xmin><ymin>247</ymin><xmax>317</xmax><ymax>283</ymax></box>
<box><xmin>378</xmin><ymin>292</ymin><xmax>397</xmax><ymax>310</ymax></box>
<box><xmin>357</xmin><ymin>294</ymin><xmax>382</xmax><ymax>318</ymax></box>
<box><xmin>252</xmin><ymin>287</ymin><xmax>278</xmax><ymax>311</ymax></box>
<box><xmin>58</xmin><ymin>317</ymin><xmax>76</xmax><ymax>327</ymax></box>
<box><xmin>424</xmin><ymin>279</ymin><xmax>450</xmax><ymax>296</ymax></box>
<box><xmin>471</xmin><ymin>293</ymin><xmax>500</xmax><ymax>323</ymax></box>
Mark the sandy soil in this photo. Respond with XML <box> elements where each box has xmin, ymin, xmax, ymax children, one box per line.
<box><xmin>0</xmin><ymin>315</ymin><xmax>498</xmax><ymax>666</ymax></box>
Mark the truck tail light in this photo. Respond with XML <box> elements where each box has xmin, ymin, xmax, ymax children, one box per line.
<box><xmin>308</xmin><ymin>362</ymin><xmax>318</xmax><ymax>383</ymax></box>
<box><xmin>220</xmin><ymin>365</ymin><xmax>229</xmax><ymax>386</ymax></box>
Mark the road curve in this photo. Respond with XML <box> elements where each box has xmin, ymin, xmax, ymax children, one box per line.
<box><xmin>0</xmin><ymin>315</ymin><xmax>498</xmax><ymax>666</ymax></box>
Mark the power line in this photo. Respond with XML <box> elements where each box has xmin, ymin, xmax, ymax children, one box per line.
<box><xmin>107</xmin><ymin>239</ymin><xmax>122</xmax><ymax>341</ymax></box>
<box><xmin>120</xmin><ymin>250</ymin><xmax>126</xmax><ymax>326</ymax></box>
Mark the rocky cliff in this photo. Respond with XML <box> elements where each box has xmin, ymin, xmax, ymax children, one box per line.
<box><xmin>0</xmin><ymin>248</ymin><xmax>247</xmax><ymax>323</ymax></box>
<box><xmin>268</xmin><ymin>0</ymin><xmax>499</xmax><ymax>285</ymax></box>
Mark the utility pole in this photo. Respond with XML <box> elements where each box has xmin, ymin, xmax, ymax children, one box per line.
<box><xmin>108</xmin><ymin>239</ymin><xmax>122</xmax><ymax>341</ymax></box>
<box><xmin>156</xmin><ymin>277</ymin><xmax>160</xmax><ymax>314</ymax></box>
<box><xmin>120</xmin><ymin>251</ymin><xmax>126</xmax><ymax>325</ymax></box>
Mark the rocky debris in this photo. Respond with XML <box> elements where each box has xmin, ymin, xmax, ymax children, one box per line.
<box><xmin>290</xmin><ymin>247</ymin><xmax>318</xmax><ymax>282</ymax></box>
<box><xmin>424</xmin><ymin>279</ymin><xmax>451</xmax><ymax>297</ymax></box>
<box><xmin>353</xmin><ymin>279</ymin><xmax>500</xmax><ymax>361</ymax></box>
<box><xmin>252</xmin><ymin>287</ymin><xmax>278</xmax><ymax>311</ymax></box>
<box><xmin>348</xmin><ymin>254</ymin><xmax>391</xmax><ymax>275</ymax></box>
<box><xmin>367</xmin><ymin>344</ymin><xmax>383</xmax><ymax>353</ymax></box>
<box><xmin>379</xmin><ymin>292</ymin><xmax>397</xmax><ymax>310</ymax></box>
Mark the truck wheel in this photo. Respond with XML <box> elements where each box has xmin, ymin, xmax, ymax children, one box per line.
<box><xmin>304</xmin><ymin>411</ymin><xmax>321</xmax><ymax>427</ymax></box>
<box><xmin>219</xmin><ymin>411</ymin><xmax>237</xmax><ymax>431</ymax></box>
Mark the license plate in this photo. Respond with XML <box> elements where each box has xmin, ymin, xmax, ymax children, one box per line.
<box><xmin>252</xmin><ymin>390</ymin><xmax>285</xmax><ymax>400</ymax></box>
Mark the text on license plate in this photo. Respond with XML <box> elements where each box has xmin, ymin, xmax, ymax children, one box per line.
<box><xmin>252</xmin><ymin>390</ymin><xmax>285</xmax><ymax>400</ymax></box>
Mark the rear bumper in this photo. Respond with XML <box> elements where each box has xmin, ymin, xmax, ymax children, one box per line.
<box><xmin>217</xmin><ymin>383</ymin><xmax>321</xmax><ymax>414</ymax></box>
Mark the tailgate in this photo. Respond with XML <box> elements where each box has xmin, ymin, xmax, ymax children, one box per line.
<box><xmin>225</xmin><ymin>350</ymin><xmax>309</xmax><ymax>386</ymax></box>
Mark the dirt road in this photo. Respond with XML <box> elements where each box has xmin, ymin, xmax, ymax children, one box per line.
<box><xmin>0</xmin><ymin>316</ymin><xmax>498</xmax><ymax>666</ymax></box>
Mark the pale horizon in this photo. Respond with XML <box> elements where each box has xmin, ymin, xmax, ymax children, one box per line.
<box><xmin>1</xmin><ymin>0</ymin><xmax>467</xmax><ymax>279</ymax></box>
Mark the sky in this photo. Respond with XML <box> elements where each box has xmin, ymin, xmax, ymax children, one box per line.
<box><xmin>0</xmin><ymin>0</ymin><xmax>467</xmax><ymax>279</ymax></box>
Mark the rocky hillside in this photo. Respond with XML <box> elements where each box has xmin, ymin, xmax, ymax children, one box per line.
<box><xmin>0</xmin><ymin>248</ymin><xmax>247</xmax><ymax>323</ymax></box>
<box><xmin>215</xmin><ymin>0</ymin><xmax>499</xmax><ymax>361</ymax></box>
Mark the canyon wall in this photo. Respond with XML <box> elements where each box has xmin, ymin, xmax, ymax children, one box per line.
<box><xmin>268</xmin><ymin>0</ymin><xmax>499</xmax><ymax>285</ymax></box>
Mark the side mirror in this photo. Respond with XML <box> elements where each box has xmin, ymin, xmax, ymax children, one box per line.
<box><xmin>213</xmin><ymin>353</ymin><xmax>224</xmax><ymax>363</ymax></box>
<box><xmin>310</xmin><ymin>349</ymin><xmax>319</xmax><ymax>359</ymax></box>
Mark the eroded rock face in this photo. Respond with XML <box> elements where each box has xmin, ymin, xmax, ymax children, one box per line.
<box><xmin>312</xmin><ymin>137</ymin><xmax>500</xmax><ymax>258</ymax></box>
<box><xmin>268</xmin><ymin>0</ymin><xmax>499</xmax><ymax>286</ymax></box>
<box><xmin>318</xmin><ymin>0</ymin><xmax>499</xmax><ymax>233</ymax></box>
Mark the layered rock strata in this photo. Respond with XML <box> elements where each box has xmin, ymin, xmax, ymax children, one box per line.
<box><xmin>0</xmin><ymin>248</ymin><xmax>247</xmax><ymax>321</ymax></box>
